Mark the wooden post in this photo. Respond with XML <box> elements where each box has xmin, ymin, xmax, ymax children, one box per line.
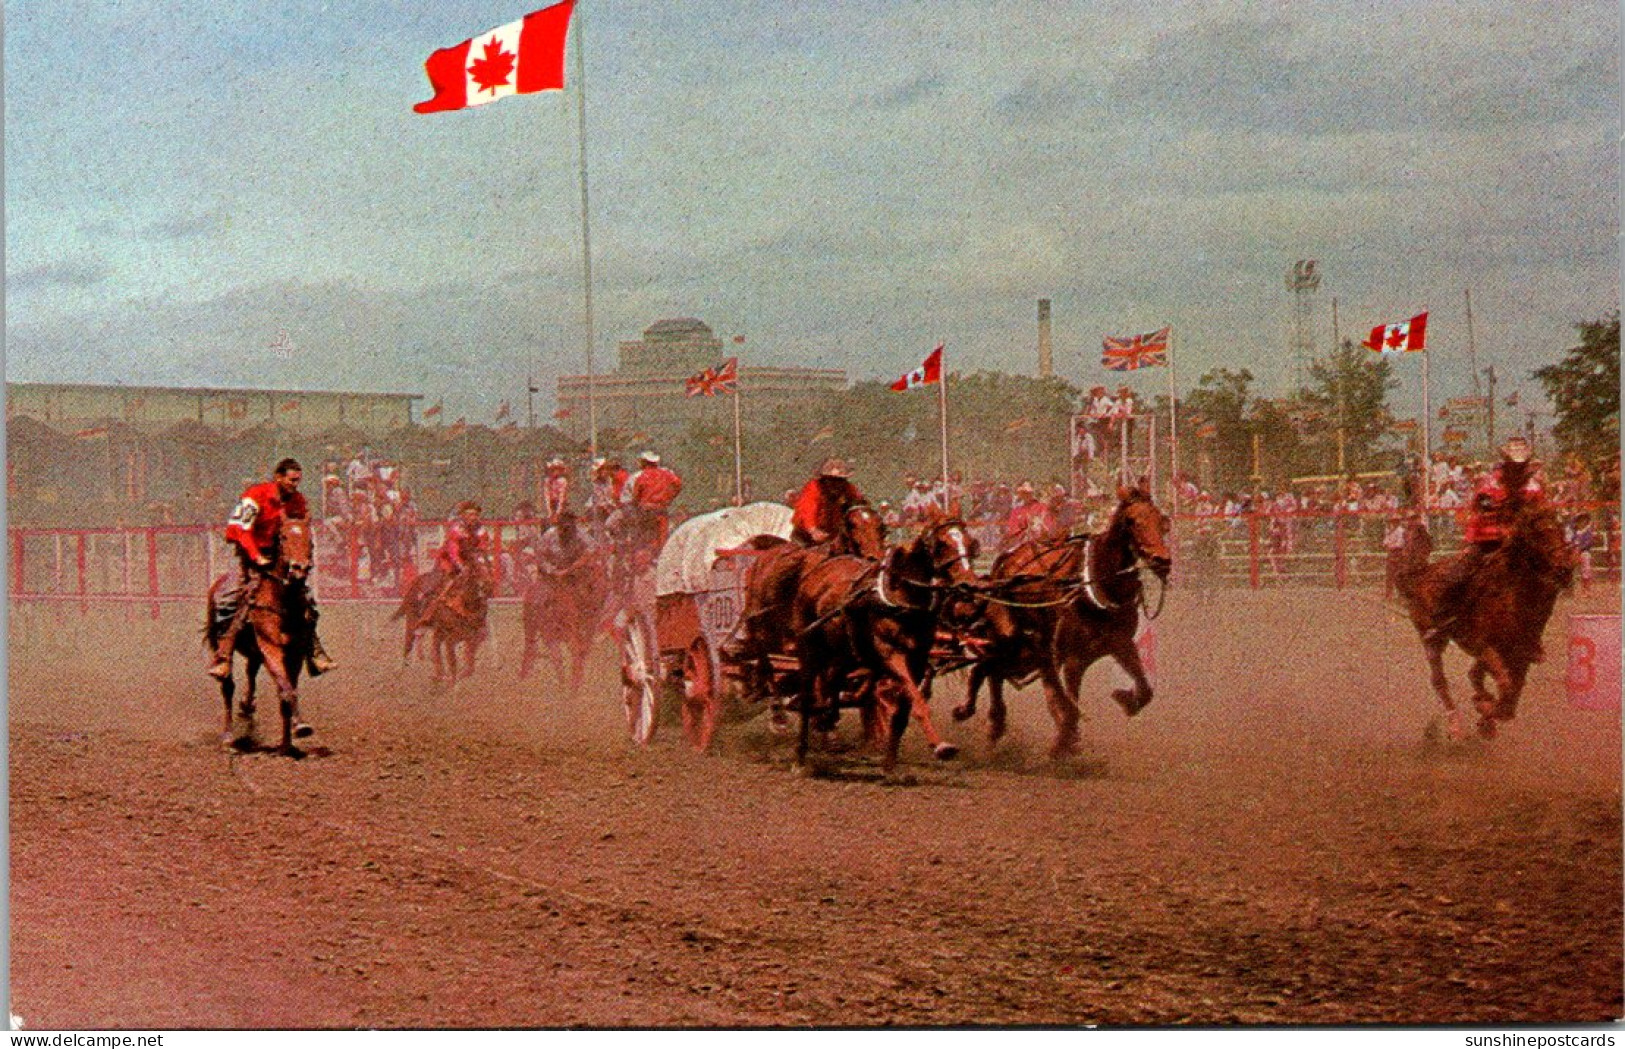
<box><xmin>146</xmin><ymin>528</ymin><xmax>161</xmax><ymax>620</ymax></box>
<box><xmin>12</xmin><ymin>530</ymin><xmax>25</xmax><ymax>599</ymax></box>
<box><xmin>1334</xmin><ymin>511</ymin><xmax>1347</xmax><ymax>589</ymax></box>
<box><xmin>77</xmin><ymin>534</ymin><xmax>88</xmax><ymax>615</ymax></box>
<box><xmin>1248</xmin><ymin>512</ymin><xmax>1261</xmax><ymax>590</ymax></box>
<box><xmin>348</xmin><ymin>525</ymin><xmax>361</xmax><ymax>599</ymax></box>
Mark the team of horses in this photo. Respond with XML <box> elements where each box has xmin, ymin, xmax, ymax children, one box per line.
<box><xmin>207</xmin><ymin>478</ymin><xmax>1575</xmax><ymax>765</ymax></box>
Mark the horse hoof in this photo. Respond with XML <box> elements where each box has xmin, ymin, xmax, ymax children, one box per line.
<box><xmin>1112</xmin><ymin>689</ymin><xmax>1142</xmax><ymax>716</ymax></box>
<box><xmin>279</xmin><ymin>744</ymin><xmax>307</xmax><ymax>759</ymax></box>
<box><xmin>1476</xmin><ymin>717</ymin><xmax>1498</xmax><ymax>740</ymax></box>
<box><xmin>223</xmin><ymin>735</ymin><xmax>255</xmax><ymax>753</ymax></box>
<box><xmin>950</xmin><ymin>705</ymin><xmax>974</xmax><ymax>722</ymax></box>
<box><xmin>932</xmin><ymin>743</ymin><xmax>959</xmax><ymax>761</ymax></box>
<box><xmin>292</xmin><ymin>722</ymin><xmax>315</xmax><ymax>739</ymax></box>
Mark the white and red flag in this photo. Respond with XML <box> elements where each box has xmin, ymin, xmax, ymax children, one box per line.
<box><xmin>1363</xmin><ymin>311</ymin><xmax>1429</xmax><ymax>353</ymax></box>
<box><xmin>414</xmin><ymin>1</ymin><xmax>576</xmax><ymax>114</ymax></box>
<box><xmin>891</xmin><ymin>344</ymin><xmax>944</xmax><ymax>391</ymax></box>
<box><xmin>685</xmin><ymin>356</ymin><xmax>739</xmax><ymax>397</ymax></box>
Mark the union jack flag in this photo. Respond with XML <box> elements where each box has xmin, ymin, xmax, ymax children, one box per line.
<box><xmin>1101</xmin><ymin>327</ymin><xmax>1170</xmax><ymax>371</ymax></box>
<box><xmin>685</xmin><ymin>356</ymin><xmax>739</xmax><ymax>397</ymax></box>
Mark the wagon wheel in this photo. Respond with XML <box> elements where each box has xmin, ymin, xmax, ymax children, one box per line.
<box><xmin>680</xmin><ymin>639</ymin><xmax>721</xmax><ymax>751</ymax></box>
<box><xmin>620</xmin><ymin>613</ymin><xmax>659</xmax><ymax>747</ymax></box>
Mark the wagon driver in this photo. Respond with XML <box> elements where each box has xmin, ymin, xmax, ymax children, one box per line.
<box><xmin>790</xmin><ymin>457</ymin><xmax>867</xmax><ymax>546</ymax></box>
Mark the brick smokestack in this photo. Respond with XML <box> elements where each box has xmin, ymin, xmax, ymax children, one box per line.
<box><xmin>1037</xmin><ymin>298</ymin><xmax>1053</xmax><ymax>378</ymax></box>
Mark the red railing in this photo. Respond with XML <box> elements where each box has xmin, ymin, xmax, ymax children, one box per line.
<box><xmin>5</xmin><ymin>519</ymin><xmax>543</xmax><ymax>616</ymax></box>
<box><xmin>1168</xmin><ymin>502</ymin><xmax>1619</xmax><ymax>590</ymax></box>
<box><xmin>6</xmin><ymin>504</ymin><xmax>1618</xmax><ymax>613</ymax></box>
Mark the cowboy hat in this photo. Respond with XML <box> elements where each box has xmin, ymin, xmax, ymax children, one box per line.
<box><xmin>456</xmin><ymin>500</ymin><xmax>482</xmax><ymax>514</ymax></box>
<box><xmin>639</xmin><ymin>451</ymin><xmax>661</xmax><ymax>464</ymax></box>
<box><xmin>818</xmin><ymin>457</ymin><xmax>851</xmax><ymax>478</ymax></box>
<box><xmin>1500</xmin><ymin>436</ymin><xmax>1532</xmax><ymax>463</ymax></box>
<box><xmin>546</xmin><ymin>457</ymin><xmax>566</xmax><ymax>469</ymax></box>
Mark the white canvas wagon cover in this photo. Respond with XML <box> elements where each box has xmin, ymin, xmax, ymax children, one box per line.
<box><xmin>654</xmin><ymin>502</ymin><xmax>793</xmax><ymax>597</ymax></box>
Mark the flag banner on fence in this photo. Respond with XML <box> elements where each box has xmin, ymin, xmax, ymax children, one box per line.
<box><xmin>686</xmin><ymin>357</ymin><xmax>739</xmax><ymax>397</ymax></box>
<box><xmin>414</xmin><ymin>0</ymin><xmax>576</xmax><ymax>114</ymax></box>
<box><xmin>280</xmin><ymin>399</ymin><xmax>301</xmax><ymax>412</ymax></box>
<box><xmin>424</xmin><ymin>401</ymin><xmax>444</xmax><ymax>419</ymax></box>
<box><xmin>1363</xmin><ymin>311</ymin><xmax>1429</xmax><ymax>353</ymax></box>
<box><xmin>1102</xmin><ymin>327</ymin><xmax>1170</xmax><ymax>371</ymax></box>
<box><xmin>891</xmin><ymin>344</ymin><xmax>944</xmax><ymax>391</ymax></box>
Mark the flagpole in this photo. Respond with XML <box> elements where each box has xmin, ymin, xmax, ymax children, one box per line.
<box><xmin>731</xmin><ymin>379</ymin><xmax>744</xmax><ymax>507</ymax></box>
<box><xmin>571</xmin><ymin>1</ymin><xmax>598</xmax><ymax>461</ymax></box>
<box><xmin>937</xmin><ymin>346</ymin><xmax>951</xmax><ymax>512</ymax></box>
<box><xmin>1167</xmin><ymin>327</ymin><xmax>1179</xmax><ymax>514</ymax></box>
<box><xmin>1421</xmin><ymin>337</ymin><xmax>1432</xmax><ymax>505</ymax></box>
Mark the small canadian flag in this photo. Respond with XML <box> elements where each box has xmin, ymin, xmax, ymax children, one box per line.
<box><xmin>414</xmin><ymin>1</ymin><xmax>576</xmax><ymax>114</ymax></box>
<box><xmin>1363</xmin><ymin>311</ymin><xmax>1429</xmax><ymax>354</ymax></box>
<box><xmin>891</xmin><ymin>344</ymin><xmax>944</xmax><ymax>391</ymax></box>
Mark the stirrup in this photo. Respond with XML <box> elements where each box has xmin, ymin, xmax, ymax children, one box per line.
<box><xmin>207</xmin><ymin>657</ymin><xmax>232</xmax><ymax>681</ymax></box>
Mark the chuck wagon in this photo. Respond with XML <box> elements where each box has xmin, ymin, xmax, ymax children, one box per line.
<box><xmin>652</xmin><ymin>502</ymin><xmax>793</xmax><ymax>749</ymax></box>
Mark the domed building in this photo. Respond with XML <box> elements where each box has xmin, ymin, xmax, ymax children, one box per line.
<box><xmin>555</xmin><ymin>317</ymin><xmax>847</xmax><ymax>441</ymax></box>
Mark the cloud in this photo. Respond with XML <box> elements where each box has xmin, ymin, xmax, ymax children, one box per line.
<box><xmin>7</xmin><ymin>260</ymin><xmax>111</xmax><ymax>293</ymax></box>
<box><xmin>868</xmin><ymin>70</ymin><xmax>948</xmax><ymax>110</ymax></box>
<box><xmin>137</xmin><ymin>207</ymin><xmax>232</xmax><ymax>242</ymax></box>
<box><xmin>1108</xmin><ymin>11</ymin><xmax>1618</xmax><ymax>138</ymax></box>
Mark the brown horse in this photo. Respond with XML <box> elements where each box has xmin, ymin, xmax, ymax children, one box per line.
<box><xmin>205</xmin><ymin>516</ymin><xmax>318</xmax><ymax>755</ymax></box>
<box><xmin>728</xmin><ymin>502</ymin><xmax>889</xmax><ymax>684</ymax></box>
<box><xmin>954</xmin><ymin>486</ymin><xmax>1172</xmax><ymax>757</ymax></box>
<box><xmin>789</xmin><ymin>517</ymin><xmax>980</xmax><ymax>774</ymax></box>
<box><xmin>395</xmin><ymin>563</ymin><xmax>493</xmax><ymax>686</ymax></box>
<box><xmin>1395</xmin><ymin>503</ymin><xmax>1573</xmax><ymax>740</ymax></box>
<box><xmin>518</xmin><ymin>532</ymin><xmax>607</xmax><ymax>695</ymax></box>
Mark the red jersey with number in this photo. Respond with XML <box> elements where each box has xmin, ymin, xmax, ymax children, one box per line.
<box><xmin>224</xmin><ymin>482</ymin><xmax>309</xmax><ymax>562</ymax></box>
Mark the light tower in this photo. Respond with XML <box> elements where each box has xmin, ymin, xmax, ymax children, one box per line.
<box><xmin>1286</xmin><ymin>259</ymin><xmax>1321</xmax><ymax>392</ymax></box>
<box><xmin>1037</xmin><ymin>298</ymin><xmax>1053</xmax><ymax>378</ymax></box>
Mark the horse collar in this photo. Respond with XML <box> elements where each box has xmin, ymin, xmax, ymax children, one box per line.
<box><xmin>1078</xmin><ymin>534</ymin><xmax>1118</xmax><ymax>612</ymax></box>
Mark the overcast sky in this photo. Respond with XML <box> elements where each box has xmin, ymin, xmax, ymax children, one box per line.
<box><xmin>6</xmin><ymin>0</ymin><xmax>1618</xmax><ymax>425</ymax></box>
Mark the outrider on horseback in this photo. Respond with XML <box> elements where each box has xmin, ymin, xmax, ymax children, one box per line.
<box><xmin>1394</xmin><ymin>436</ymin><xmax>1576</xmax><ymax>739</ymax></box>
<box><xmin>395</xmin><ymin>499</ymin><xmax>495</xmax><ymax>684</ymax></box>
<box><xmin>205</xmin><ymin>457</ymin><xmax>337</xmax><ymax>754</ymax></box>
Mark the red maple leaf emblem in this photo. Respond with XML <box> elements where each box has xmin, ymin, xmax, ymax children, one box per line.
<box><xmin>468</xmin><ymin>35</ymin><xmax>516</xmax><ymax>96</ymax></box>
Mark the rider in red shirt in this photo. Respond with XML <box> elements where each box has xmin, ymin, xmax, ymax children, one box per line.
<box><xmin>621</xmin><ymin>451</ymin><xmax>682</xmax><ymax>546</ymax></box>
<box><xmin>413</xmin><ymin>500</ymin><xmax>492</xmax><ymax>629</ymax></box>
<box><xmin>790</xmin><ymin>458</ymin><xmax>865</xmax><ymax>546</ymax></box>
<box><xmin>434</xmin><ymin>501</ymin><xmax>492</xmax><ymax>573</ymax></box>
<box><xmin>1428</xmin><ymin>436</ymin><xmax>1545</xmax><ymax>641</ymax></box>
<box><xmin>1003</xmin><ymin>482</ymin><xmax>1058</xmax><ymax>550</ymax></box>
<box><xmin>208</xmin><ymin>458</ymin><xmax>338</xmax><ymax>680</ymax></box>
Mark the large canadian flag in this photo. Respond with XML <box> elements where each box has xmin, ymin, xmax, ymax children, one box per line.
<box><xmin>891</xmin><ymin>344</ymin><xmax>944</xmax><ymax>391</ymax></box>
<box><xmin>1362</xmin><ymin>311</ymin><xmax>1429</xmax><ymax>353</ymax></box>
<box><xmin>414</xmin><ymin>1</ymin><xmax>576</xmax><ymax>114</ymax></box>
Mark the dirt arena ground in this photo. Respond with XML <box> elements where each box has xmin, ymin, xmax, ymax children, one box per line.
<box><xmin>9</xmin><ymin>585</ymin><xmax>1622</xmax><ymax>1029</ymax></box>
